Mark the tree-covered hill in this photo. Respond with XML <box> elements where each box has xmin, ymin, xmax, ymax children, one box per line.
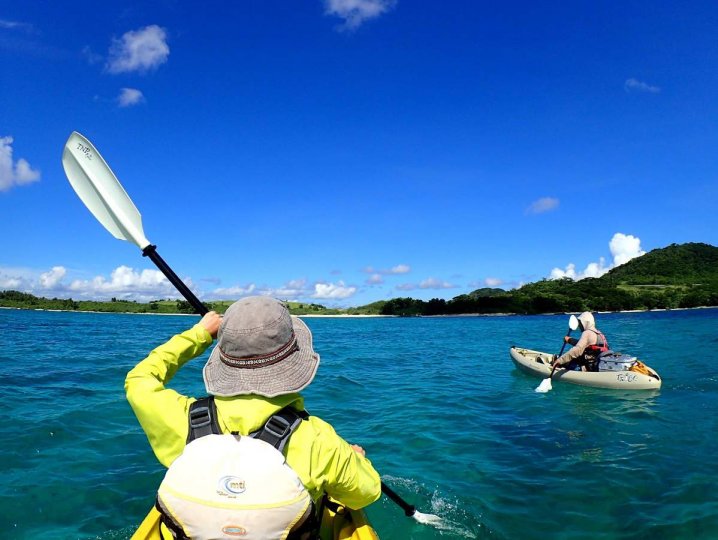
<box><xmin>380</xmin><ymin>242</ymin><xmax>718</xmax><ymax>316</ymax></box>
<box><xmin>604</xmin><ymin>242</ymin><xmax>718</xmax><ymax>285</ymax></box>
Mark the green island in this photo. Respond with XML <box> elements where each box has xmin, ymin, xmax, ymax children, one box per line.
<box><xmin>2</xmin><ymin>243</ymin><xmax>717</xmax><ymax>316</ymax></box>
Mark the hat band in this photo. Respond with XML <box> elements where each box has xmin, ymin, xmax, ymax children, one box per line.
<box><xmin>219</xmin><ymin>332</ymin><xmax>299</xmax><ymax>369</ymax></box>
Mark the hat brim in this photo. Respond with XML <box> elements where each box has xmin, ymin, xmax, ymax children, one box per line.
<box><xmin>203</xmin><ymin>316</ymin><xmax>320</xmax><ymax>398</ymax></box>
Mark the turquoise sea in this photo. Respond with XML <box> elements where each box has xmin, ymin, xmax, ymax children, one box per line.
<box><xmin>1</xmin><ymin>307</ymin><xmax>717</xmax><ymax>539</ymax></box>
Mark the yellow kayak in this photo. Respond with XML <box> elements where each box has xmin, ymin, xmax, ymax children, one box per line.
<box><xmin>131</xmin><ymin>500</ymin><xmax>378</xmax><ymax>540</ymax></box>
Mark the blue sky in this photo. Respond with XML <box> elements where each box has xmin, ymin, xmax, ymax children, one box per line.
<box><xmin>2</xmin><ymin>1</ymin><xmax>717</xmax><ymax>307</ymax></box>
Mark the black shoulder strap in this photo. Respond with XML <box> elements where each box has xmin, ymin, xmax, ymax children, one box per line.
<box><xmin>252</xmin><ymin>407</ymin><xmax>309</xmax><ymax>454</ymax></box>
<box><xmin>155</xmin><ymin>498</ymin><xmax>190</xmax><ymax>540</ymax></box>
<box><xmin>187</xmin><ymin>396</ymin><xmax>222</xmax><ymax>443</ymax></box>
<box><xmin>187</xmin><ymin>397</ymin><xmax>309</xmax><ymax>453</ymax></box>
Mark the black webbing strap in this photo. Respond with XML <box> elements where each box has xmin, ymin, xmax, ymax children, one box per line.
<box><xmin>251</xmin><ymin>407</ymin><xmax>309</xmax><ymax>453</ymax></box>
<box><xmin>187</xmin><ymin>396</ymin><xmax>309</xmax><ymax>453</ymax></box>
<box><xmin>187</xmin><ymin>396</ymin><xmax>222</xmax><ymax>443</ymax></box>
<box><xmin>155</xmin><ymin>497</ymin><xmax>189</xmax><ymax>540</ymax></box>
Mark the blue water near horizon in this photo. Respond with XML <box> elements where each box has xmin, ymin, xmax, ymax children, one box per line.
<box><xmin>1</xmin><ymin>307</ymin><xmax>717</xmax><ymax>539</ymax></box>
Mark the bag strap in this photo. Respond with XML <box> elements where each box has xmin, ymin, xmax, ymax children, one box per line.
<box><xmin>187</xmin><ymin>396</ymin><xmax>309</xmax><ymax>453</ymax></box>
<box><xmin>252</xmin><ymin>407</ymin><xmax>309</xmax><ymax>454</ymax></box>
<box><xmin>155</xmin><ymin>498</ymin><xmax>190</xmax><ymax>540</ymax></box>
<box><xmin>187</xmin><ymin>396</ymin><xmax>222</xmax><ymax>443</ymax></box>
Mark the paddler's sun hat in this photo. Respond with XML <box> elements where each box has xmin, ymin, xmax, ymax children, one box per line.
<box><xmin>203</xmin><ymin>296</ymin><xmax>320</xmax><ymax>397</ymax></box>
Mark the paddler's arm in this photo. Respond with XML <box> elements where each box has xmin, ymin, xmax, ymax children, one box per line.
<box><xmin>124</xmin><ymin>312</ymin><xmax>221</xmax><ymax>466</ymax></box>
<box><xmin>556</xmin><ymin>330</ymin><xmax>591</xmax><ymax>366</ymax></box>
<box><xmin>311</xmin><ymin>423</ymin><xmax>382</xmax><ymax>510</ymax></box>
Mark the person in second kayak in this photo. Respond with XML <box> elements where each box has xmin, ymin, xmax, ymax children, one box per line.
<box><xmin>553</xmin><ymin>311</ymin><xmax>609</xmax><ymax>371</ymax></box>
<box><xmin>125</xmin><ymin>296</ymin><xmax>381</xmax><ymax>537</ymax></box>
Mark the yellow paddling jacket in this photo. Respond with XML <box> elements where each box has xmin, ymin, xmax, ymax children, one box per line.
<box><xmin>125</xmin><ymin>323</ymin><xmax>381</xmax><ymax>510</ymax></box>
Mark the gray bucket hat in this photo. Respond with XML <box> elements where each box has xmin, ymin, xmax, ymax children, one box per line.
<box><xmin>203</xmin><ymin>296</ymin><xmax>320</xmax><ymax>397</ymax></box>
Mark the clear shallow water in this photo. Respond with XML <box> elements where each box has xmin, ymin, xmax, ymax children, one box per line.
<box><xmin>1</xmin><ymin>307</ymin><xmax>717</xmax><ymax>539</ymax></box>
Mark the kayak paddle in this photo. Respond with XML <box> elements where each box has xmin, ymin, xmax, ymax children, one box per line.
<box><xmin>63</xmin><ymin>131</ymin><xmax>442</xmax><ymax>528</ymax></box>
<box><xmin>381</xmin><ymin>482</ymin><xmax>442</xmax><ymax>526</ymax></box>
<box><xmin>61</xmin><ymin>131</ymin><xmax>208</xmax><ymax>315</ymax></box>
<box><xmin>535</xmin><ymin>314</ymin><xmax>579</xmax><ymax>393</ymax></box>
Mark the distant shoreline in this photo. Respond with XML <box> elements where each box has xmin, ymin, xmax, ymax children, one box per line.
<box><xmin>0</xmin><ymin>306</ymin><xmax>196</xmax><ymax>316</ymax></box>
<box><xmin>3</xmin><ymin>305</ymin><xmax>715</xmax><ymax>318</ymax></box>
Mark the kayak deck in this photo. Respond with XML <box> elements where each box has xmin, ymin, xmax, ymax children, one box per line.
<box><xmin>131</xmin><ymin>500</ymin><xmax>378</xmax><ymax>540</ymax></box>
<box><xmin>510</xmin><ymin>346</ymin><xmax>662</xmax><ymax>390</ymax></box>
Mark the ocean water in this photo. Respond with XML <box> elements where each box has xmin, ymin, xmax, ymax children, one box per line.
<box><xmin>1</xmin><ymin>307</ymin><xmax>717</xmax><ymax>539</ymax></box>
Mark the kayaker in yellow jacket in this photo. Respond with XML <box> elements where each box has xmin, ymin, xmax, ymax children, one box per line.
<box><xmin>125</xmin><ymin>296</ymin><xmax>381</xmax><ymax>513</ymax></box>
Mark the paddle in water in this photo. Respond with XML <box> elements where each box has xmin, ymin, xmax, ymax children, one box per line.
<box><xmin>381</xmin><ymin>482</ymin><xmax>443</xmax><ymax>526</ymax></box>
<box><xmin>535</xmin><ymin>314</ymin><xmax>579</xmax><ymax>393</ymax></box>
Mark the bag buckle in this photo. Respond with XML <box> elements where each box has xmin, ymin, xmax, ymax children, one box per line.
<box><xmin>189</xmin><ymin>405</ymin><xmax>212</xmax><ymax>429</ymax></box>
<box><xmin>264</xmin><ymin>415</ymin><xmax>291</xmax><ymax>439</ymax></box>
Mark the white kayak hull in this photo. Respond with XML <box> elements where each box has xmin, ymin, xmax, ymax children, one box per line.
<box><xmin>510</xmin><ymin>346</ymin><xmax>662</xmax><ymax>390</ymax></box>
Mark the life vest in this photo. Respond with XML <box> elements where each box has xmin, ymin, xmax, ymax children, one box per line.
<box><xmin>585</xmin><ymin>330</ymin><xmax>609</xmax><ymax>355</ymax></box>
<box><xmin>155</xmin><ymin>397</ymin><xmax>317</xmax><ymax>540</ymax></box>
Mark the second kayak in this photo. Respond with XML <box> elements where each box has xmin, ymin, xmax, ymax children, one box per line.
<box><xmin>510</xmin><ymin>346</ymin><xmax>662</xmax><ymax>390</ymax></box>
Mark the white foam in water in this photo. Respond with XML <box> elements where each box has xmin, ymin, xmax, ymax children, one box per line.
<box><xmin>383</xmin><ymin>475</ymin><xmax>480</xmax><ymax>538</ymax></box>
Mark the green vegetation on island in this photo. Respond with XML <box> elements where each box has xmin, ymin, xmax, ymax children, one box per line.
<box><xmin>381</xmin><ymin>242</ymin><xmax>718</xmax><ymax>316</ymax></box>
<box><xmin>2</xmin><ymin>243</ymin><xmax>717</xmax><ymax>317</ymax></box>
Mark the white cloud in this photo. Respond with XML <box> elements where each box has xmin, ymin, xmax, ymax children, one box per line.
<box><xmin>0</xmin><ymin>264</ymin><xmax>182</xmax><ymax>301</ymax></box>
<box><xmin>364</xmin><ymin>263</ymin><xmax>410</xmax><ymax>275</ymax></box>
<box><xmin>117</xmin><ymin>88</ymin><xmax>145</xmax><ymax>107</ymax></box>
<box><xmin>209</xmin><ymin>279</ymin><xmax>314</xmax><ymax>301</ymax></box>
<box><xmin>211</xmin><ymin>284</ymin><xmax>257</xmax><ymax>298</ymax></box>
<box><xmin>39</xmin><ymin>266</ymin><xmax>67</xmax><ymax>288</ymax></box>
<box><xmin>82</xmin><ymin>45</ymin><xmax>103</xmax><ymax>65</ymax></box>
<box><xmin>312</xmin><ymin>281</ymin><xmax>357</xmax><ymax>299</ymax></box>
<box><xmin>272</xmin><ymin>279</ymin><xmax>310</xmax><ymax>299</ymax></box>
<box><xmin>0</xmin><ymin>19</ymin><xmax>34</xmax><ymax>32</ymax></box>
<box><xmin>610</xmin><ymin>233</ymin><xmax>645</xmax><ymax>265</ymax></box>
<box><xmin>69</xmin><ymin>265</ymin><xmax>179</xmax><ymax>300</ymax></box>
<box><xmin>396</xmin><ymin>277</ymin><xmax>458</xmax><ymax>292</ymax></box>
<box><xmin>0</xmin><ymin>265</ymin><xmax>40</xmax><ymax>290</ymax></box>
<box><xmin>366</xmin><ymin>273</ymin><xmax>384</xmax><ymax>285</ymax></box>
<box><xmin>396</xmin><ymin>283</ymin><xmax>416</xmax><ymax>291</ymax></box>
<box><xmin>550</xmin><ymin>263</ymin><xmax>577</xmax><ymax>280</ymax></box>
<box><xmin>419</xmin><ymin>277</ymin><xmax>457</xmax><ymax>289</ymax></box>
<box><xmin>324</xmin><ymin>0</ymin><xmax>395</xmax><ymax>30</ymax></box>
<box><xmin>485</xmin><ymin>277</ymin><xmax>503</xmax><ymax>287</ymax></box>
<box><xmin>0</xmin><ymin>269</ymin><xmax>24</xmax><ymax>289</ymax></box>
<box><xmin>550</xmin><ymin>233</ymin><xmax>646</xmax><ymax>280</ymax></box>
<box><xmin>0</xmin><ymin>136</ymin><xmax>41</xmax><ymax>192</ymax></box>
<box><xmin>106</xmin><ymin>25</ymin><xmax>169</xmax><ymax>74</ymax></box>
<box><xmin>624</xmin><ymin>78</ymin><xmax>660</xmax><ymax>94</ymax></box>
<box><xmin>526</xmin><ymin>196</ymin><xmax>559</xmax><ymax>215</ymax></box>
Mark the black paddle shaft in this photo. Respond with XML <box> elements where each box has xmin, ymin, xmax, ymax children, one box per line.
<box><xmin>381</xmin><ymin>482</ymin><xmax>416</xmax><ymax>517</ymax></box>
<box><xmin>142</xmin><ymin>245</ymin><xmax>208</xmax><ymax>316</ymax></box>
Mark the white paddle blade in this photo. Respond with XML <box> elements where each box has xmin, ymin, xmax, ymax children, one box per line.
<box><xmin>569</xmin><ymin>314</ymin><xmax>579</xmax><ymax>331</ymax></box>
<box><xmin>413</xmin><ymin>511</ymin><xmax>444</xmax><ymax>526</ymax></box>
<box><xmin>535</xmin><ymin>377</ymin><xmax>553</xmax><ymax>393</ymax></box>
<box><xmin>62</xmin><ymin>132</ymin><xmax>150</xmax><ymax>250</ymax></box>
